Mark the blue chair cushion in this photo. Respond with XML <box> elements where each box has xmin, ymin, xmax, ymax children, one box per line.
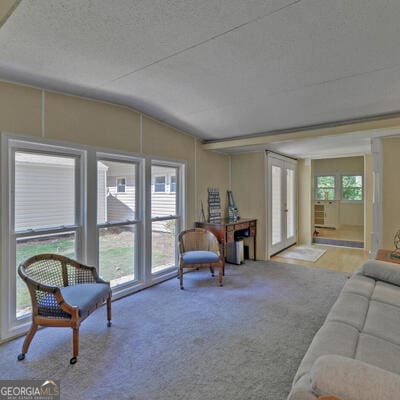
<box><xmin>38</xmin><ymin>283</ymin><xmax>110</xmax><ymax>318</ymax></box>
<box><xmin>182</xmin><ymin>250</ymin><xmax>219</xmax><ymax>265</ymax></box>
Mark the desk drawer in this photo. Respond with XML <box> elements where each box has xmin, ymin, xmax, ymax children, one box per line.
<box><xmin>234</xmin><ymin>222</ymin><xmax>250</xmax><ymax>231</ymax></box>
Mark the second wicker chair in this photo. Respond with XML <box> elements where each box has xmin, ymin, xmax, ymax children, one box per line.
<box><xmin>178</xmin><ymin>228</ymin><xmax>224</xmax><ymax>289</ymax></box>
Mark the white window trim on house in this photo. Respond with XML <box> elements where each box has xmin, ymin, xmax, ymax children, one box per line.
<box><xmin>116</xmin><ymin>176</ymin><xmax>127</xmax><ymax>193</ymax></box>
<box><xmin>0</xmin><ymin>133</ymin><xmax>186</xmax><ymax>341</ymax></box>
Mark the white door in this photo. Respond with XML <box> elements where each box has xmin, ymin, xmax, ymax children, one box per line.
<box><xmin>267</xmin><ymin>153</ymin><xmax>297</xmax><ymax>256</ymax></box>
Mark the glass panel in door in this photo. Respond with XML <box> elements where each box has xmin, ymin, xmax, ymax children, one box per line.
<box><xmin>286</xmin><ymin>169</ymin><xmax>295</xmax><ymax>239</ymax></box>
<box><xmin>271</xmin><ymin>165</ymin><xmax>282</xmax><ymax>246</ymax></box>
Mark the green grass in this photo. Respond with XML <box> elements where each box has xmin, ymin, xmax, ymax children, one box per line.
<box><xmin>16</xmin><ymin>232</ymin><xmax>173</xmax><ymax>315</ymax></box>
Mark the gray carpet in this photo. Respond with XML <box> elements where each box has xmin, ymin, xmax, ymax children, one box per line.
<box><xmin>0</xmin><ymin>261</ymin><xmax>348</xmax><ymax>400</ymax></box>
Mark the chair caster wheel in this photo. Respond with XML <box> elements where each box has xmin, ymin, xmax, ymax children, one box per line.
<box><xmin>180</xmin><ymin>287</ymin><xmax>184</xmax><ymax>290</ymax></box>
<box><xmin>17</xmin><ymin>353</ymin><xmax>25</xmax><ymax>361</ymax></box>
<box><xmin>219</xmin><ymin>284</ymin><xmax>223</xmax><ymax>287</ymax></box>
<box><xmin>70</xmin><ymin>357</ymin><xmax>77</xmax><ymax>365</ymax></box>
<box><xmin>211</xmin><ymin>273</ymin><xmax>215</xmax><ymax>277</ymax></box>
<box><xmin>107</xmin><ymin>321</ymin><xmax>112</xmax><ymax>327</ymax></box>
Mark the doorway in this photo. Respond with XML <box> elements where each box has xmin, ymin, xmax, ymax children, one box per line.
<box><xmin>312</xmin><ymin>156</ymin><xmax>365</xmax><ymax>248</ymax></box>
<box><xmin>267</xmin><ymin>152</ymin><xmax>298</xmax><ymax>256</ymax></box>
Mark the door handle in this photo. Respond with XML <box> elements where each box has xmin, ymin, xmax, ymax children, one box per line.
<box><xmin>284</xmin><ymin>209</ymin><xmax>288</xmax><ymax>212</ymax></box>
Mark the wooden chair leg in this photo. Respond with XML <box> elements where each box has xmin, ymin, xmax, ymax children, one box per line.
<box><xmin>180</xmin><ymin>265</ymin><xmax>184</xmax><ymax>290</ymax></box>
<box><xmin>209</xmin><ymin>266</ymin><xmax>214</xmax><ymax>277</ymax></box>
<box><xmin>70</xmin><ymin>327</ymin><xmax>79</xmax><ymax>364</ymax></box>
<box><xmin>107</xmin><ymin>295</ymin><xmax>112</xmax><ymax>327</ymax></box>
<box><xmin>218</xmin><ymin>264</ymin><xmax>223</xmax><ymax>287</ymax></box>
<box><xmin>18</xmin><ymin>322</ymin><xmax>38</xmax><ymax>360</ymax></box>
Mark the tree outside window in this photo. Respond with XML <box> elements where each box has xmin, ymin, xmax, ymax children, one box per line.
<box><xmin>342</xmin><ymin>175</ymin><xmax>363</xmax><ymax>201</ymax></box>
<box><xmin>315</xmin><ymin>176</ymin><xmax>335</xmax><ymax>200</ymax></box>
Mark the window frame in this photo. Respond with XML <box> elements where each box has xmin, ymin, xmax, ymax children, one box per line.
<box><xmin>341</xmin><ymin>174</ymin><xmax>364</xmax><ymax>202</ymax></box>
<box><xmin>148</xmin><ymin>160</ymin><xmax>185</xmax><ymax>279</ymax></box>
<box><xmin>315</xmin><ymin>174</ymin><xmax>336</xmax><ymax>201</ymax></box>
<box><xmin>96</xmin><ymin>153</ymin><xmax>143</xmax><ymax>289</ymax></box>
<box><xmin>1</xmin><ymin>136</ymin><xmax>85</xmax><ymax>338</ymax></box>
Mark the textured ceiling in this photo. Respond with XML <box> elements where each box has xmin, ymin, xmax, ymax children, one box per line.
<box><xmin>1</xmin><ymin>0</ymin><xmax>400</xmax><ymax>140</ymax></box>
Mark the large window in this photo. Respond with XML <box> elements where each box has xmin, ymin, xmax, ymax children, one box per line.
<box><xmin>97</xmin><ymin>158</ymin><xmax>139</xmax><ymax>287</ymax></box>
<box><xmin>13</xmin><ymin>150</ymin><xmax>81</xmax><ymax>319</ymax></box>
<box><xmin>342</xmin><ymin>175</ymin><xmax>363</xmax><ymax>201</ymax></box>
<box><xmin>2</xmin><ymin>135</ymin><xmax>185</xmax><ymax>340</ymax></box>
<box><xmin>315</xmin><ymin>175</ymin><xmax>335</xmax><ymax>200</ymax></box>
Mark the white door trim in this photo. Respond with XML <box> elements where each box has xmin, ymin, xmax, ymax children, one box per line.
<box><xmin>267</xmin><ymin>152</ymin><xmax>298</xmax><ymax>257</ymax></box>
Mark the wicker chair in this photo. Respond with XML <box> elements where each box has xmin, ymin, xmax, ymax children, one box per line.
<box><xmin>17</xmin><ymin>254</ymin><xmax>112</xmax><ymax>364</ymax></box>
<box><xmin>178</xmin><ymin>228</ymin><xmax>224</xmax><ymax>289</ymax></box>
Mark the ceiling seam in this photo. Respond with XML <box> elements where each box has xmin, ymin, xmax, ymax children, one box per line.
<box><xmin>100</xmin><ymin>0</ymin><xmax>303</xmax><ymax>87</ymax></box>
<box><xmin>181</xmin><ymin>64</ymin><xmax>400</xmax><ymax>120</ymax></box>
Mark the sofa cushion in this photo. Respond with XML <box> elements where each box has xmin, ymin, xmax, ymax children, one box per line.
<box><xmin>61</xmin><ymin>283</ymin><xmax>110</xmax><ymax>317</ymax></box>
<box><xmin>361</xmin><ymin>260</ymin><xmax>400</xmax><ymax>287</ymax></box>
<box><xmin>372</xmin><ymin>281</ymin><xmax>400</xmax><ymax>308</ymax></box>
<box><xmin>325</xmin><ymin>292</ymin><xmax>369</xmax><ymax>330</ymax></box>
<box><xmin>311</xmin><ymin>355</ymin><xmax>400</xmax><ymax>400</ymax></box>
<box><xmin>341</xmin><ymin>273</ymin><xmax>375</xmax><ymax>298</ymax></box>
<box><xmin>363</xmin><ymin>300</ymin><xmax>400</xmax><ymax>346</ymax></box>
<box><xmin>182</xmin><ymin>250</ymin><xmax>219</xmax><ymax>265</ymax></box>
<box><xmin>293</xmin><ymin>321</ymin><xmax>359</xmax><ymax>385</ymax></box>
<box><xmin>356</xmin><ymin>333</ymin><xmax>400</xmax><ymax>375</ymax></box>
<box><xmin>287</xmin><ymin>374</ymin><xmax>317</xmax><ymax>400</ymax></box>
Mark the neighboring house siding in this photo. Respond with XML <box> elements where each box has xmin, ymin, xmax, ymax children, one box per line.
<box><xmin>15</xmin><ymin>163</ymin><xmax>75</xmax><ymax>231</ymax></box>
<box><xmin>152</xmin><ymin>192</ymin><xmax>176</xmax><ymax>232</ymax></box>
<box><xmin>107</xmin><ymin>187</ymin><xmax>136</xmax><ymax>221</ymax></box>
<box><xmin>97</xmin><ymin>167</ymin><xmax>107</xmax><ymax>224</ymax></box>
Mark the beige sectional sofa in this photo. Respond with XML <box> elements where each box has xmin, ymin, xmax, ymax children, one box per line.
<box><xmin>288</xmin><ymin>259</ymin><xmax>400</xmax><ymax>400</ymax></box>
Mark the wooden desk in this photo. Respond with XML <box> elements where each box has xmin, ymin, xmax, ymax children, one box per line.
<box><xmin>376</xmin><ymin>249</ymin><xmax>400</xmax><ymax>264</ymax></box>
<box><xmin>195</xmin><ymin>218</ymin><xmax>257</xmax><ymax>261</ymax></box>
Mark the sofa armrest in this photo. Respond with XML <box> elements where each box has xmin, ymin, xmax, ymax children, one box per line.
<box><xmin>360</xmin><ymin>259</ymin><xmax>400</xmax><ymax>286</ymax></box>
<box><xmin>310</xmin><ymin>355</ymin><xmax>400</xmax><ymax>400</ymax></box>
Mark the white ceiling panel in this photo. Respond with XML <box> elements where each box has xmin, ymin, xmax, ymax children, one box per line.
<box><xmin>1</xmin><ymin>0</ymin><xmax>400</xmax><ymax>141</ymax></box>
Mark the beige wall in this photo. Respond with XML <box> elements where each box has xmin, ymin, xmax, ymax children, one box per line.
<box><xmin>383</xmin><ymin>137</ymin><xmax>400</xmax><ymax>248</ymax></box>
<box><xmin>313</xmin><ymin>156</ymin><xmax>364</xmax><ymax>227</ymax></box>
<box><xmin>0</xmin><ymin>0</ymin><xmax>19</xmax><ymax>25</ymax></box>
<box><xmin>298</xmin><ymin>159</ymin><xmax>312</xmax><ymax>245</ymax></box>
<box><xmin>196</xmin><ymin>146</ymin><xmax>230</xmax><ymax>222</ymax></box>
<box><xmin>45</xmin><ymin>92</ymin><xmax>141</xmax><ymax>152</ymax></box>
<box><xmin>0</xmin><ymin>81</ymin><xmax>230</xmax><ymax>231</ymax></box>
<box><xmin>0</xmin><ymin>81</ymin><xmax>42</xmax><ymax>136</ymax></box>
<box><xmin>231</xmin><ymin>152</ymin><xmax>266</xmax><ymax>260</ymax></box>
<box><xmin>312</xmin><ymin>156</ymin><xmax>364</xmax><ymax>175</ymax></box>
